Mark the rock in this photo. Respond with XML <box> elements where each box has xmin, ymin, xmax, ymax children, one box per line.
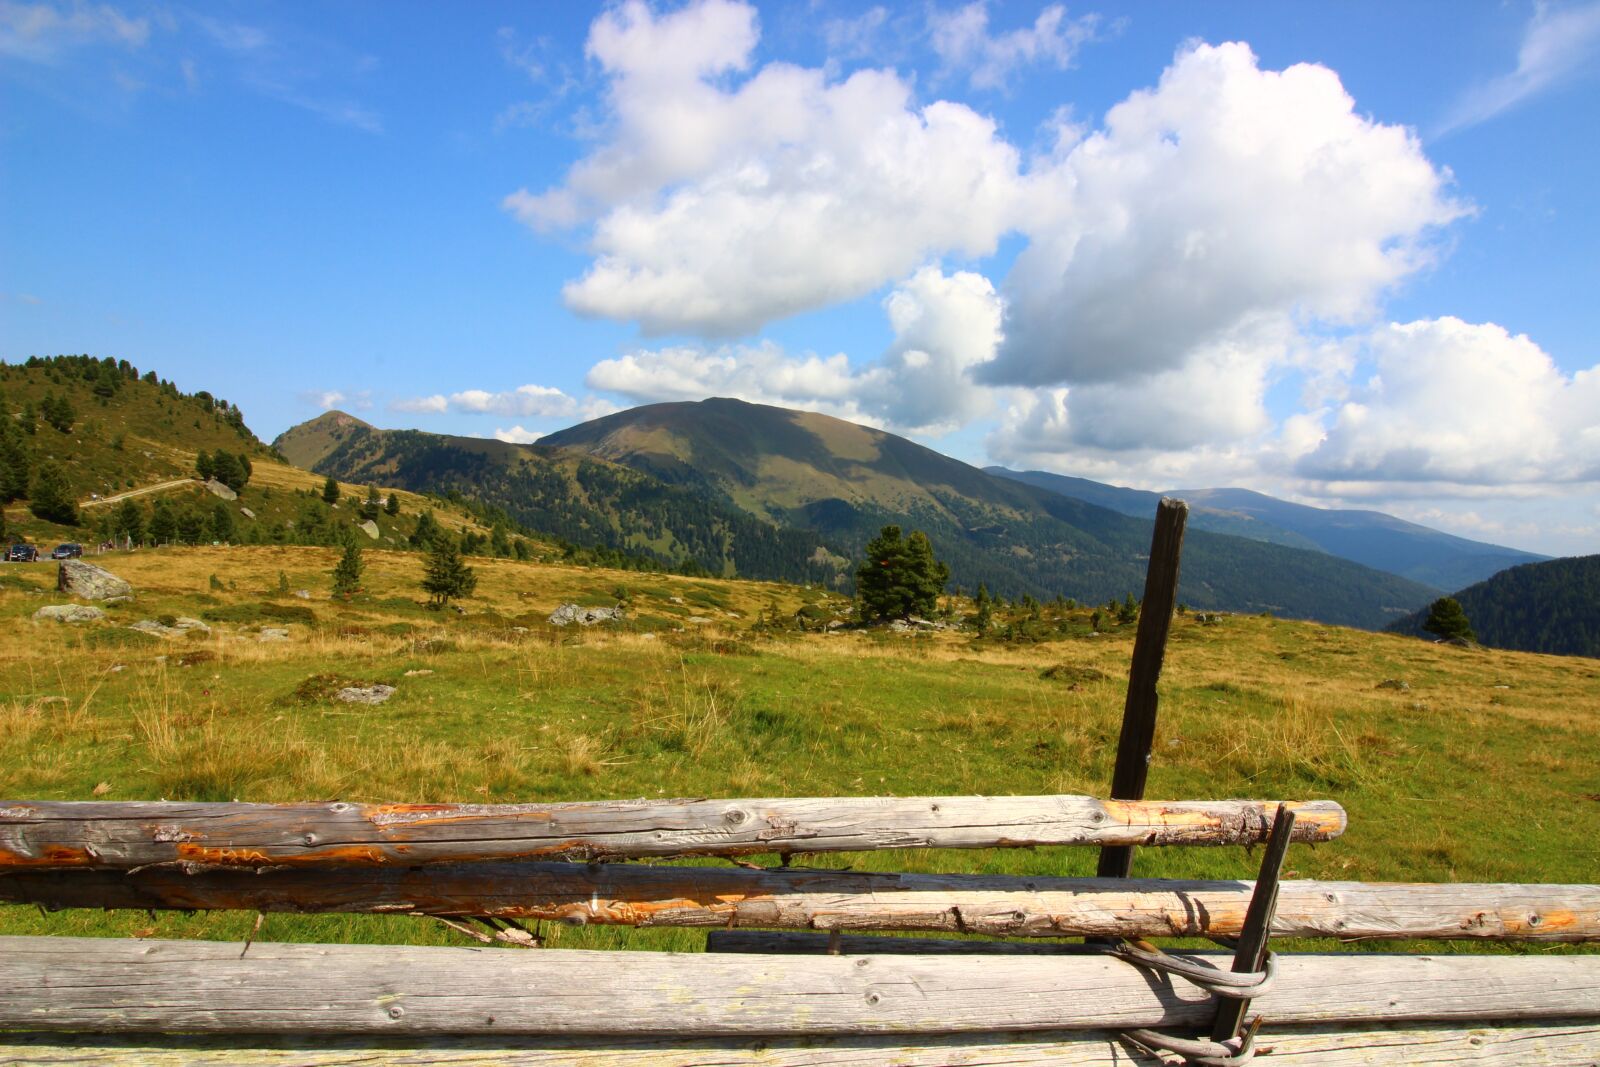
<box><xmin>57</xmin><ymin>560</ymin><xmax>132</xmax><ymax>601</ymax></box>
<box><xmin>358</xmin><ymin>520</ymin><xmax>380</xmax><ymax>540</ymax></box>
<box><xmin>294</xmin><ymin>590</ymin><xmax>312</xmax><ymax>599</ymax></box>
<box><xmin>686</xmin><ymin>615</ymin><xmax>711</xmax><ymax>625</ymax></box>
<box><xmin>34</xmin><ymin>604</ymin><xmax>107</xmax><ymax>623</ymax></box>
<box><xmin>403</xmin><ymin>669</ymin><xmax>434</xmax><ymax>677</ymax></box>
<box><xmin>641</xmin><ymin>633</ymin><xmax>657</xmax><ymax>640</ymax></box>
<box><xmin>239</xmin><ymin>507</ymin><xmax>256</xmax><ymax>519</ymax></box>
<box><xmin>548</xmin><ymin>603</ymin><xmax>626</xmax><ymax>626</ymax></box>
<box><xmin>1376</xmin><ymin>678</ymin><xmax>1411</xmax><ymax>691</ymax></box>
<box><xmin>258</xmin><ymin>628</ymin><xmax>290</xmax><ymax>642</ymax></box>
<box><xmin>337</xmin><ymin>684</ymin><xmax>396</xmax><ymax>705</ymax></box>
<box><xmin>204</xmin><ymin>478</ymin><xmax>238</xmax><ymax>501</ymax></box>
<box><xmin>669</xmin><ymin>596</ymin><xmax>685</xmax><ymax>604</ymax></box>
<box><xmin>130</xmin><ymin>617</ymin><xmax>211</xmax><ymax>638</ymax></box>
<box><xmin>102</xmin><ymin>595</ymin><xmax>133</xmax><ymax>605</ymax></box>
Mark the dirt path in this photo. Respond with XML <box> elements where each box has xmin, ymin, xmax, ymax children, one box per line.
<box><xmin>79</xmin><ymin>478</ymin><xmax>197</xmax><ymax>508</ymax></box>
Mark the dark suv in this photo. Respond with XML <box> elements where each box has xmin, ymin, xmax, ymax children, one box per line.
<box><xmin>6</xmin><ymin>544</ymin><xmax>39</xmax><ymax>562</ymax></box>
<box><xmin>51</xmin><ymin>543</ymin><xmax>84</xmax><ymax>560</ymax></box>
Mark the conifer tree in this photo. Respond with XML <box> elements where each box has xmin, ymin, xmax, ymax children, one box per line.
<box><xmin>112</xmin><ymin>498</ymin><xmax>145</xmax><ymax>546</ymax></box>
<box><xmin>0</xmin><ymin>418</ymin><xmax>30</xmax><ymax>503</ymax></box>
<box><xmin>195</xmin><ymin>450</ymin><xmax>215</xmax><ymax>481</ymax></box>
<box><xmin>383</xmin><ymin>491</ymin><xmax>399</xmax><ymax>516</ymax></box>
<box><xmin>1422</xmin><ymin>596</ymin><xmax>1475</xmax><ymax>642</ymax></box>
<box><xmin>359</xmin><ymin>484</ymin><xmax>381</xmax><ymax>522</ymax></box>
<box><xmin>207</xmin><ymin>501</ymin><xmax>236</xmax><ymax>543</ymax></box>
<box><xmin>410</xmin><ymin>508</ymin><xmax>440</xmax><ymax>548</ymax></box>
<box><xmin>28</xmin><ymin>461</ymin><xmax>76</xmax><ymax>525</ymax></box>
<box><xmin>421</xmin><ymin>533</ymin><xmax>477</xmax><ymax>609</ymax></box>
<box><xmin>321</xmin><ymin>475</ymin><xmax>340</xmax><ymax>505</ymax></box>
<box><xmin>149</xmin><ymin>498</ymin><xmax>177</xmax><ymax>545</ymax></box>
<box><xmin>855</xmin><ymin>525</ymin><xmax>949</xmax><ymax>622</ymax></box>
<box><xmin>332</xmin><ymin>539</ymin><xmax>364</xmax><ymax>599</ymax></box>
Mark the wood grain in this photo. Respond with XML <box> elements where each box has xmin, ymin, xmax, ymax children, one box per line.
<box><xmin>0</xmin><ymin>796</ymin><xmax>1346</xmax><ymax>870</ymax></box>
<box><xmin>5</xmin><ymin>864</ymin><xmax>1595</xmax><ymax>942</ymax></box>
<box><xmin>2</xmin><ymin>937</ymin><xmax>1596</xmax><ymax>1036</ymax></box>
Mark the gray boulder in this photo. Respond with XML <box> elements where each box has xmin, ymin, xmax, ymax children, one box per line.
<box><xmin>57</xmin><ymin>560</ymin><xmax>132</xmax><ymax>601</ymax></box>
<box><xmin>258</xmin><ymin>628</ymin><xmax>290</xmax><ymax>642</ymax></box>
<box><xmin>548</xmin><ymin>603</ymin><xmax>625</xmax><ymax>626</ymax></box>
<box><xmin>337</xmin><ymin>684</ymin><xmax>396</xmax><ymax>705</ymax></box>
<box><xmin>34</xmin><ymin>604</ymin><xmax>107</xmax><ymax>623</ymax></box>
<box><xmin>129</xmin><ymin>617</ymin><xmax>211</xmax><ymax>638</ymax></box>
<box><xmin>358</xmin><ymin>520</ymin><xmax>380</xmax><ymax>540</ymax></box>
<box><xmin>205</xmin><ymin>479</ymin><xmax>238</xmax><ymax>501</ymax></box>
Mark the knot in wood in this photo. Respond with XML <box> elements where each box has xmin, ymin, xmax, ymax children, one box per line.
<box><xmin>723</xmin><ymin>808</ymin><xmax>749</xmax><ymax>826</ymax></box>
<box><xmin>387</xmin><ymin>1006</ymin><xmax>404</xmax><ymax>1019</ymax></box>
<box><xmin>864</xmin><ymin>992</ymin><xmax>881</xmax><ymax>1005</ymax></box>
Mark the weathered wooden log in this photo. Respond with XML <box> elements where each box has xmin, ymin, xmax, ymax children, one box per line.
<box><xmin>708</xmin><ymin>930</ymin><xmax>1102</xmax><ymax>954</ymax></box>
<box><xmin>0</xmin><ymin>796</ymin><xmax>1346</xmax><ymax>870</ymax></box>
<box><xmin>2</xmin><ymin>937</ymin><xmax>1597</xmax><ymax>1035</ymax></box>
<box><xmin>5</xmin><ymin>1023</ymin><xmax>1600</xmax><ymax>1066</ymax></box>
<box><xmin>5</xmin><ymin>862</ymin><xmax>1595</xmax><ymax>942</ymax></box>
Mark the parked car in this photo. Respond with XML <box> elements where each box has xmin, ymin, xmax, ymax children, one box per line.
<box><xmin>50</xmin><ymin>543</ymin><xmax>83</xmax><ymax>560</ymax></box>
<box><xmin>6</xmin><ymin>544</ymin><xmax>39</xmax><ymax>562</ymax></box>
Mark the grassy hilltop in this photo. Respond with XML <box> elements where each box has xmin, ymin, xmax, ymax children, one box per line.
<box><xmin>3</xmin><ymin>544</ymin><xmax>1596</xmax><ymax>955</ymax></box>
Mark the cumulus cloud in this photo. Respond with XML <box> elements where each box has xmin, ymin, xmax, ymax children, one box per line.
<box><xmin>493</xmin><ymin>425</ymin><xmax>544</xmax><ymax>444</ymax></box>
<box><xmin>391</xmin><ymin>385</ymin><xmax>621</xmax><ymax>424</ymax></box>
<box><xmin>1440</xmin><ymin>2</ymin><xmax>1600</xmax><ymax>135</ymax></box>
<box><xmin>1294</xmin><ymin>317</ymin><xmax>1600</xmax><ymax>487</ymax></box>
<box><xmin>299</xmin><ymin>389</ymin><xmax>370</xmax><ymax>411</ymax></box>
<box><xmin>504</xmin><ymin>0</ymin><xmax>1023</xmax><ymax>337</ymax></box>
<box><xmin>983</xmin><ymin>42</ymin><xmax>1466</xmax><ymax>390</ymax></box>
<box><xmin>583</xmin><ymin>266</ymin><xmax>1003</xmax><ymax>434</ymax></box>
<box><xmin>928</xmin><ymin>2</ymin><xmax>1101</xmax><ymax>90</ymax></box>
<box><xmin>0</xmin><ymin>0</ymin><xmax>149</xmax><ymax>61</ymax></box>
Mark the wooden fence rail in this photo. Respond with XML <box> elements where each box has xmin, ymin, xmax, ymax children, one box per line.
<box><xmin>2</xmin><ymin>937</ymin><xmax>1596</xmax><ymax>1036</ymax></box>
<box><xmin>6</xmin><ymin>863</ymin><xmax>1597</xmax><ymax>943</ymax></box>
<box><xmin>0</xmin><ymin>796</ymin><xmax>1346</xmax><ymax>869</ymax></box>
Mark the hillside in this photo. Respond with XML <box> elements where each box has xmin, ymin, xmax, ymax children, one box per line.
<box><xmin>537</xmin><ymin>398</ymin><xmax>1440</xmax><ymax>628</ymax></box>
<box><xmin>1</xmin><ymin>356</ymin><xmax>516</xmax><ymax>557</ymax></box>
<box><xmin>276</xmin><ymin>412</ymin><xmax>842</xmax><ymax>584</ymax></box>
<box><xmin>989</xmin><ymin>468</ymin><xmax>1545</xmax><ymax>590</ymax></box>
<box><xmin>1387</xmin><ymin>555</ymin><xmax>1600</xmax><ymax>658</ymax></box>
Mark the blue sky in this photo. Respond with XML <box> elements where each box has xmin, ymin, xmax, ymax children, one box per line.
<box><xmin>4</xmin><ymin>0</ymin><xmax>1598</xmax><ymax>556</ymax></box>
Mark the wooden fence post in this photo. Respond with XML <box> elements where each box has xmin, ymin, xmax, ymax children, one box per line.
<box><xmin>1096</xmin><ymin>498</ymin><xmax>1189</xmax><ymax>880</ymax></box>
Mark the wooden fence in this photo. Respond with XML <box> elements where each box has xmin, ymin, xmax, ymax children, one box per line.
<box><xmin>2</xmin><ymin>499</ymin><xmax>1596</xmax><ymax>1065</ymax></box>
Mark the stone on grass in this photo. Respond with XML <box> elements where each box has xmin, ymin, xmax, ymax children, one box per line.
<box><xmin>548</xmin><ymin>603</ymin><xmax>625</xmax><ymax>626</ymax></box>
<box><xmin>204</xmin><ymin>479</ymin><xmax>237</xmax><ymax>501</ymax></box>
<box><xmin>358</xmin><ymin>520</ymin><xmax>380</xmax><ymax>540</ymax></box>
<box><xmin>34</xmin><ymin>604</ymin><xmax>107</xmax><ymax>623</ymax></box>
<box><xmin>130</xmin><ymin>617</ymin><xmax>211</xmax><ymax>638</ymax></box>
<box><xmin>337</xmin><ymin>684</ymin><xmax>395</xmax><ymax>705</ymax></box>
<box><xmin>57</xmin><ymin>560</ymin><xmax>132</xmax><ymax>601</ymax></box>
<box><xmin>258</xmin><ymin>628</ymin><xmax>290</xmax><ymax>642</ymax></box>
<box><xmin>1376</xmin><ymin>678</ymin><xmax>1411</xmax><ymax>691</ymax></box>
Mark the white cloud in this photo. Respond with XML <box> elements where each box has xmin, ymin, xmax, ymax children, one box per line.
<box><xmin>928</xmin><ymin>2</ymin><xmax>1101</xmax><ymax>90</ymax></box>
<box><xmin>299</xmin><ymin>389</ymin><xmax>371</xmax><ymax>412</ymax></box>
<box><xmin>982</xmin><ymin>41</ymin><xmax>1466</xmax><ymax>389</ymax></box>
<box><xmin>391</xmin><ymin>385</ymin><xmax>621</xmax><ymax>425</ymax></box>
<box><xmin>505</xmin><ymin>0</ymin><xmax>1024</xmax><ymax>337</ymax></box>
<box><xmin>1440</xmin><ymin>2</ymin><xmax>1600</xmax><ymax>135</ymax></box>
<box><xmin>0</xmin><ymin>0</ymin><xmax>149</xmax><ymax>61</ymax></box>
<box><xmin>1294</xmin><ymin>317</ymin><xmax>1600</xmax><ymax>487</ymax></box>
<box><xmin>582</xmin><ymin>266</ymin><xmax>1003</xmax><ymax>434</ymax></box>
<box><xmin>493</xmin><ymin>425</ymin><xmax>544</xmax><ymax>444</ymax></box>
<box><xmin>392</xmin><ymin>394</ymin><xmax>448</xmax><ymax>414</ymax></box>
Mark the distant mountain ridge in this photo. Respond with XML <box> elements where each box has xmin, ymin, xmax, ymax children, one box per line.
<box><xmin>1386</xmin><ymin>555</ymin><xmax>1600</xmax><ymax>658</ymax></box>
<box><xmin>988</xmin><ymin>468</ymin><xmax>1545</xmax><ymax>590</ymax></box>
<box><xmin>537</xmin><ymin>398</ymin><xmax>1439</xmax><ymax>628</ymax></box>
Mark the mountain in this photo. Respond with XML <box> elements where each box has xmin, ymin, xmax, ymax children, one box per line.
<box><xmin>274</xmin><ymin>411</ymin><xmax>843</xmax><ymax>584</ymax></box>
<box><xmin>988</xmin><ymin>468</ymin><xmax>1545</xmax><ymax>590</ymax></box>
<box><xmin>537</xmin><ymin>398</ymin><xmax>1439</xmax><ymax>628</ymax></box>
<box><xmin>1387</xmin><ymin>556</ymin><xmax>1600</xmax><ymax>658</ymax></box>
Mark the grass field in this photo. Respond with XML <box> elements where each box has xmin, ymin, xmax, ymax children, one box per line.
<box><xmin>3</xmin><ymin>545</ymin><xmax>1597</xmax><ymax>955</ymax></box>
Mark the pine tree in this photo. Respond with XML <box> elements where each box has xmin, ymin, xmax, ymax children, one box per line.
<box><xmin>210</xmin><ymin>451</ymin><xmax>244</xmax><ymax>491</ymax></box>
<box><xmin>410</xmin><ymin>508</ymin><xmax>440</xmax><ymax>548</ymax></box>
<box><xmin>112</xmin><ymin>499</ymin><xmax>145</xmax><ymax>546</ymax></box>
<box><xmin>149</xmin><ymin>499</ymin><xmax>177</xmax><ymax>545</ymax></box>
<box><xmin>28</xmin><ymin>461</ymin><xmax>77</xmax><ymax>525</ymax></box>
<box><xmin>0</xmin><ymin>418</ymin><xmax>30</xmax><ymax>503</ymax></box>
<box><xmin>855</xmin><ymin>525</ymin><xmax>949</xmax><ymax>622</ymax></box>
<box><xmin>196</xmin><ymin>450</ymin><xmax>215</xmax><ymax>481</ymax></box>
<box><xmin>332</xmin><ymin>539</ymin><xmax>364</xmax><ymax>599</ymax></box>
<box><xmin>490</xmin><ymin>522</ymin><xmax>511</xmax><ymax>557</ymax></box>
<box><xmin>1422</xmin><ymin>596</ymin><xmax>1475</xmax><ymax>642</ymax></box>
<box><xmin>207</xmin><ymin>501</ymin><xmax>237</xmax><ymax>543</ymax></box>
<box><xmin>421</xmin><ymin>533</ymin><xmax>477</xmax><ymax>609</ymax></box>
<box><xmin>236</xmin><ymin>453</ymin><xmax>252</xmax><ymax>486</ymax></box>
<box><xmin>383</xmin><ymin>491</ymin><xmax>399</xmax><ymax>516</ymax></box>
<box><xmin>321</xmin><ymin>475</ymin><xmax>340</xmax><ymax>505</ymax></box>
<box><xmin>359</xmin><ymin>485</ymin><xmax>381</xmax><ymax>522</ymax></box>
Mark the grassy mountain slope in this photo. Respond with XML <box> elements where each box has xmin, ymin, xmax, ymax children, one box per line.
<box><xmin>989</xmin><ymin>468</ymin><xmax>1544</xmax><ymax>590</ymax></box>
<box><xmin>276</xmin><ymin>412</ymin><xmax>842</xmax><ymax>584</ymax></box>
<box><xmin>1387</xmin><ymin>555</ymin><xmax>1600</xmax><ymax>658</ymax></box>
<box><xmin>541</xmin><ymin>399</ymin><xmax>1439</xmax><ymax>628</ymax></box>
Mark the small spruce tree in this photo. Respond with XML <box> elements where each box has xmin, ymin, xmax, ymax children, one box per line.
<box><xmin>149</xmin><ymin>499</ymin><xmax>177</xmax><ymax>545</ymax></box>
<box><xmin>359</xmin><ymin>485</ymin><xmax>381</xmax><ymax>523</ymax></box>
<box><xmin>410</xmin><ymin>508</ymin><xmax>440</xmax><ymax>547</ymax></box>
<box><xmin>195</xmin><ymin>450</ymin><xmax>216</xmax><ymax>481</ymax></box>
<box><xmin>321</xmin><ymin>475</ymin><xmax>340</xmax><ymax>505</ymax></box>
<box><xmin>855</xmin><ymin>525</ymin><xmax>949</xmax><ymax>622</ymax></box>
<box><xmin>332</xmin><ymin>539</ymin><xmax>365</xmax><ymax>600</ymax></box>
<box><xmin>422</xmin><ymin>533</ymin><xmax>477</xmax><ymax>609</ymax></box>
<box><xmin>28</xmin><ymin>461</ymin><xmax>77</xmax><ymax>525</ymax></box>
<box><xmin>383</xmin><ymin>491</ymin><xmax>399</xmax><ymax>516</ymax></box>
<box><xmin>1422</xmin><ymin>596</ymin><xmax>1475</xmax><ymax>642</ymax></box>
